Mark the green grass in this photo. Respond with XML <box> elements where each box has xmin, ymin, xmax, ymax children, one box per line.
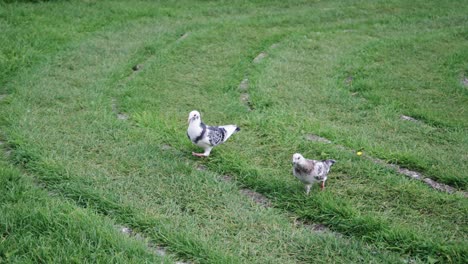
<box><xmin>0</xmin><ymin>0</ymin><xmax>467</xmax><ymax>263</ymax></box>
<box><xmin>0</xmin><ymin>158</ymin><xmax>172</xmax><ymax>263</ymax></box>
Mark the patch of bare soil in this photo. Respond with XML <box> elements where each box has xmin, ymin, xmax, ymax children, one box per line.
<box><xmin>132</xmin><ymin>64</ymin><xmax>143</xmax><ymax>71</ymax></box>
<box><xmin>240</xmin><ymin>93</ymin><xmax>249</xmax><ymax>102</ymax></box>
<box><xmin>117</xmin><ymin>113</ymin><xmax>129</xmax><ymax>120</ymax></box>
<box><xmin>270</xmin><ymin>43</ymin><xmax>280</xmax><ymax>49</ymax></box>
<box><xmin>394</xmin><ymin>166</ymin><xmax>422</xmax><ymax>180</ymax></box>
<box><xmin>240</xmin><ymin>188</ymin><xmax>271</xmax><ymax>208</ymax></box>
<box><xmin>422</xmin><ymin>178</ymin><xmax>457</xmax><ymax>194</ymax></box>
<box><xmin>238</xmin><ymin>78</ymin><xmax>249</xmax><ymax>91</ymax></box>
<box><xmin>196</xmin><ymin>164</ymin><xmax>207</xmax><ymax>171</ymax></box>
<box><xmin>302</xmin><ymin>222</ymin><xmax>329</xmax><ymax>232</ymax></box>
<box><xmin>240</xmin><ymin>92</ymin><xmax>253</xmax><ymax>110</ymax></box>
<box><xmin>161</xmin><ymin>144</ymin><xmax>172</xmax><ymax>150</ymax></box>
<box><xmin>220</xmin><ymin>175</ymin><xmax>233</xmax><ymax>182</ymax></box>
<box><xmin>461</xmin><ymin>74</ymin><xmax>468</xmax><ymax>86</ymax></box>
<box><xmin>177</xmin><ymin>32</ymin><xmax>189</xmax><ymax>42</ymax></box>
<box><xmin>253</xmin><ymin>52</ymin><xmax>267</xmax><ymax>63</ymax></box>
<box><xmin>344</xmin><ymin>76</ymin><xmax>353</xmax><ymax>85</ymax></box>
<box><xmin>304</xmin><ymin>134</ymin><xmax>331</xmax><ymax>143</ymax></box>
<box><xmin>111</xmin><ymin>98</ymin><xmax>129</xmax><ymax>120</ymax></box>
<box><xmin>117</xmin><ymin>225</ymin><xmax>191</xmax><ymax>263</ymax></box>
<box><xmin>400</xmin><ymin>115</ymin><xmax>419</xmax><ymax>122</ymax></box>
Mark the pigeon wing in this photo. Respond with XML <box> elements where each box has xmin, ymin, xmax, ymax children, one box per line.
<box><xmin>207</xmin><ymin>126</ymin><xmax>227</xmax><ymax>146</ymax></box>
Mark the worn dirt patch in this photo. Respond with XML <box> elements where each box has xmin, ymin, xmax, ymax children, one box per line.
<box><xmin>302</xmin><ymin>223</ymin><xmax>329</xmax><ymax>233</ymax></box>
<box><xmin>240</xmin><ymin>93</ymin><xmax>249</xmax><ymax>102</ymax></box>
<box><xmin>111</xmin><ymin>98</ymin><xmax>129</xmax><ymax>120</ymax></box>
<box><xmin>117</xmin><ymin>225</ymin><xmax>191</xmax><ymax>263</ymax></box>
<box><xmin>292</xmin><ymin>218</ymin><xmax>337</xmax><ymax>235</ymax></box>
<box><xmin>240</xmin><ymin>92</ymin><xmax>253</xmax><ymax>110</ymax></box>
<box><xmin>422</xmin><ymin>178</ymin><xmax>457</xmax><ymax>194</ymax></box>
<box><xmin>117</xmin><ymin>113</ymin><xmax>129</xmax><ymax>120</ymax></box>
<box><xmin>177</xmin><ymin>32</ymin><xmax>189</xmax><ymax>42</ymax></box>
<box><xmin>400</xmin><ymin>115</ymin><xmax>419</xmax><ymax>122</ymax></box>
<box><xmin>161</xmin><ymin>144</ymin><xmax>172</xmax><ymax>150</ymax></box>
<box><xmin>344</xmin><ymin>76</ymin><xmax>353</xmax><ymax>85</ymax></box>
<box><xmin>304</xmin><ymin>134</ymin><xmax>331</xmax><ymax>143</ymax></box>
<box><xmin>196</xmin><ymin>164</ymin><xmax>207</xmax><ymax>171</ymax></box>
<box><xmin>240</xmin><ymin>188</ymin><xmax>271</xmax><ymax>208</ymax></box>
<box><xmin>461</xmin><ymin>74</ymin><xmax>468</xmax><ymax>86</ymax></box>
<box><xmin>253</xmin><ymin>52</ymin><xmax>267</xmax><ymax>63</ymax></box>
<box><xmin>238</xmin><ymin>78</ymin><xmax>249</xmax><ymax>91</ymax></box>
<box><xmin>270</xmin><ymin>43</ymin><xmax>280</xmax><ymax>49</ymax></box>
<box><xmin>394</xmin><ymin>166</ymin><xmax>422</xmax><ymax>180</ymax></box>
<box><xmin>132</xmin><ymin>64</ymin><xmax>143</xmax><ymax>71</ymax></box>
<box><xmin>220</xmin><ymin>175</ymin><xmax>233</xmax><ymax>182</ymax></box>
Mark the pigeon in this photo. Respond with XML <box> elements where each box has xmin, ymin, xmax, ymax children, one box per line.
<box><xmin>292</xmin><ymin>153</ymin><xmax>336</xmax><ymax>194</ymax></box>
<box><xmin>187</xmin><ymin>110</ymin><xmax>240</xmax><ymax>157</ymax></box>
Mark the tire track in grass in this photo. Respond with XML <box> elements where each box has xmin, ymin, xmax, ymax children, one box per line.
<box><xmin>167</xmin><ymin>144</ymin><xmax>333</xmax><ymax>233</ymax></box>
<box><xmin>156</xmin><ymin>141</ymin><xmax>409</xmax><ymax>262</ymax></box>
<box><xmin>104</xmin><ymin>28</ymin><xmax>388</xmax><ymax>261</ymax></box>
<box><xmin>117</xmin><ymin>225</ymin><xmax>191</xmax><ymax>264</ymax></box>
<box><xmin>14</xmin><ymin>157</ymin><xmax>238</xmax><ymax>263</ymax></box>
<box><xmin>111</xmin><ymin>31</ymin><xmax>191</xmax><ymax>121</ymax></box>
<box><xmin>211</xmin><ymin>33</ymin><xmax>467</xmax><ymax>262</ymax></box>
<box><xmin>305</xmin><ymin>133</ymin><xmax>467</xmax><ymax>197</ymax></box>
<box><xmin>238</xmin><ymin>43</ymin><xmax>280</xmax><ymax>111</ymax></box>
<box><xmin>1</xmin><ymin>21</ymin><xmax>240</xmax><ymax>263</ymax></box>
<box><xmin>238</xmin><ymin>78</ymin><xmax>253</xmax><ymax>111</ymax></box>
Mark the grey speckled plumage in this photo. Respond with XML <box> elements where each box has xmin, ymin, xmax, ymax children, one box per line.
<box><xmin>187</xmin><ymin>110</ymin><xmax>240</xmax><ymax>157</ymax></box>
<box><xmin>292</xmin><ymin>153</ymin><xmax>336</xmax><ymax>194</ymax></box>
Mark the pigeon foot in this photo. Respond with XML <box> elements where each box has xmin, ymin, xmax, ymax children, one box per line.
<box><xmin>192</xmin><ymin>152</ymin><xmax>208</xmax><ymax>157</ymax></box>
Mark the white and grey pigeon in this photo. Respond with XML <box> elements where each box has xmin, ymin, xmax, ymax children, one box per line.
<box><xmin>292</xmin><ymin>153</ymin><xmax>336</xmax><ymax>194</ymax></box>
<box><xmin>187</xmin><ymin>110</ymin><xmax>240</xmax><ymax>157</ymax></box>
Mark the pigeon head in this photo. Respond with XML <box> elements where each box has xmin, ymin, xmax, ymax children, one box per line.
<box><xmin>292</xmin><ymin>153</ymin><xmax>305</xmax><ymax>164</ymax></box>
<box><xmin>188</xmin><ymin>110</ymin><xmax>201</xmax><ymax>123</ymax></box>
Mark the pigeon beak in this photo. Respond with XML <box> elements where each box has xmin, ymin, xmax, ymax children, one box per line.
<box><xmin>188</xmin><ymin>116</ymin><xmax>192</xmax><ymax>123</ymax></box>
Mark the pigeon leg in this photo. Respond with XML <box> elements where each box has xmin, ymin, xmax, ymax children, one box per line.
<box><xmin>203</xmin><ymin>147</ymin><xmax>213</xmax><ymax>156</ymax></box>
<box><xmin>321</xmin><ymin>181</ymin><xmax>325</xmax><ymax>190</ymax></box>
<box><xmin>305</xmin><ymin>184</ymin><xmax>311</xmax><ymax>195</ymax></box>
<box><xmin>192</xmin><ymin>147</ymin><xmax>212</xmax><ymax>157</ymax></box>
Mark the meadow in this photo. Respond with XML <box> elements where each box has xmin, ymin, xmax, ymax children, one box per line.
<box><xmin>0</xmin><ymin>0</ymin><xmax>467</xmax><ymax>263</ymax></box>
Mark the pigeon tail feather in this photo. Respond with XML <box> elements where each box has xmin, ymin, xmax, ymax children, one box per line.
<box><xmin>219</xmin><ymin>125</ymin><xmax>240</xmax><ymax>142</ymax></box>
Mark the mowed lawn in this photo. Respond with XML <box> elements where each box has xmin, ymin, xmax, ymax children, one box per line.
<box><xmin>0</xmin><ymin>0</ymin><xmax>467</xmax><ymax>263</ymax></box>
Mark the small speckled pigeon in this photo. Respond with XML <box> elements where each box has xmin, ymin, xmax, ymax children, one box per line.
<box><xmin>187</xmin><ymin>110</ymin><xmax>240</xmax><ymax>157</ymax></box>
<box><xmin>292</xmin><ymin>153</ymin><xmax>336</xmax><ymax>194</ymax></box>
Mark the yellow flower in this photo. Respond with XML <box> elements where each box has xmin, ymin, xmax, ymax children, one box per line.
<box><xmin>356</xmin><ymin>151</ymin><xmax>363</xmax><ymax>156</ymax></box>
